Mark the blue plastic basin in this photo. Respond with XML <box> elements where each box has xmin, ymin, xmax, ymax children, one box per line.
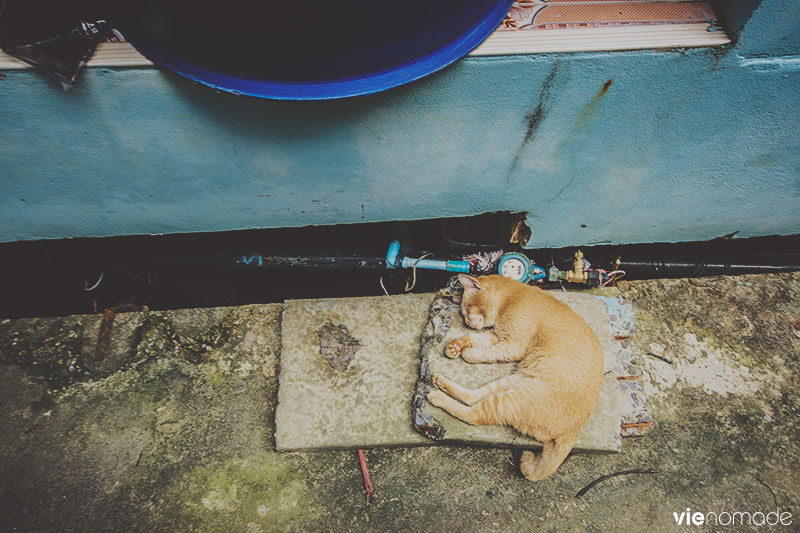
<box><xmin>117</xmin><ymin>1</ymin><xmax>514</xmax><ymax>100</ymax></box>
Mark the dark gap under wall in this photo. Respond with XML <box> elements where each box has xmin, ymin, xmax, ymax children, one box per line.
<box><xmin>0</xmin><ymin>214</ymin><xmax>797</xmax><ymax>319</ymax></box>
<box><xmin>0</xmin><ymin>215</ymin><xmax>511</xmax><ymax>319</ymax></box>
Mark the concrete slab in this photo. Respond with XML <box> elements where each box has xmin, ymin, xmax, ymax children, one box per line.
<box><xmin>275</xmin><ymin>291</ymin><xmax>621</xmax><ymax>452</ymax></box>
<box><xmin>276</xmin><ymin>294</ymin><xmax>434</xmax><ymax>450</ymax></box>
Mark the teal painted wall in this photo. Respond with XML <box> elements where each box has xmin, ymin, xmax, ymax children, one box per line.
<box><xmin>1</xmin><ymin>0</ymin><xmax>798</xmax><ymax>248</ymax></box>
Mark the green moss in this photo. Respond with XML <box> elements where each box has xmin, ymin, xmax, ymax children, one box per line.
<box><xmin>132</xmin><ymin>308</ymin><xmax>264</xmax><ymax>385</ymax></box>
<box><xmin>135</xmin><ymin>314</ymin><xmax>179</xmax><ymax>360</ymax></box>
<box><xmin>178</xmin><ymin>453</ymin><xmax>311</xmax><ymax>532</ymax></box>
<box><xmin>0</xmin><ymin>317</ymin><xmax>92</xmax><ymax>388</ymax></box>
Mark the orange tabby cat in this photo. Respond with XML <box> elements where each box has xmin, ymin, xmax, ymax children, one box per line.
<box><xmin>427</xmin><ymin>274</ymin><xmax>604</xmax><ymax>480</ymax></box>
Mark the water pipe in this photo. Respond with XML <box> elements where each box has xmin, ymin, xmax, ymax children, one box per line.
<box><xmin>385</xmin><ymin>226</ymin><xmax>471</xmax><ymax>273</ymax></box>
<box><xmin>386</xmin><ymin>240</ymin><xmax>402</xmax><ymax>268</ymax></box>
<box><xmin>399</xmin><ymin>256</ymin><xmax>471</xmax><ymax>273</ymax></box>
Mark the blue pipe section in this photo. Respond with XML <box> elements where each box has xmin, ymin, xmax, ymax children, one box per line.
<box><xmin>386</xmin><ymin>240</ymin><xmax>402</xmax><ymax>268</ymax></box>
<box><xmin>400</xmin><ymin>257</ymin><xmax>471</xmax><ymax>273</ymax></box>
<box><xmin>386</xmin><ymin>238</ymin><xmax>471</xmax><ymax>273</ymax></box>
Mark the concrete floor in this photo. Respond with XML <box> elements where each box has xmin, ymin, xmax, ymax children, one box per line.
<box><xmin>0</xmin><ymin>273</ymin><xmax>798</xmax><ymax>532</ymax></box>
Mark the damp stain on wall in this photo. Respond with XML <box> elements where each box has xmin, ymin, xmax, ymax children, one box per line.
<box><xmin>506</xmin><ymin>58</ymin><xmax>562</xmax><ymax>183</ymax></box>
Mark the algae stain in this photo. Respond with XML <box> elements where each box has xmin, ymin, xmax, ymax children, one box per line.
<box><xmin>180</xmin><ymin>453</ymin><xmax>310</xmax><ymax>530</ymax></box>
<box><xmin>202</xmin><ymin>485</ymin><xmax>238</xmax><ymax>511</ymax></box>
<box><xmin>0</xmin><ymin>318</ymin><xmax>95</xmax><ymax>389</ymax></box>
<box><xmin>506</xmin><ymin>58</ymin><xmax>562</xmax><ymax>183</ymax></box>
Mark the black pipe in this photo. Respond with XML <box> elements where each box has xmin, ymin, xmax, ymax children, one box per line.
<box><xmin>147</xmin><ymin>249</ymin><xmax>800</xmax><ymax>278</ymax></box>
<box><xmin>149</xmin><ymin>250</ymin><xmax>388</xmax><ymax>270</ymax></box>
<box><xmin>235</xmin><ymin>252</ymin><xmax>386</xmax><ymax>270</ymax></box>
<box><xmin>617</xmin><ymin>257</ymin><xmax>800</xmax><ymax>279</ymax></box>
<box><xmin>528</xmin><ymin>242</ymin><xmax>800</xmax><ymax>281</ymax></box>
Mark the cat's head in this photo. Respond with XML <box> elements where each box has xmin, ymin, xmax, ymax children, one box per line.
<box><xmin>457</xmin><ymin>274</ymin><xmax>502</xmax><ymax>329</ymax></box>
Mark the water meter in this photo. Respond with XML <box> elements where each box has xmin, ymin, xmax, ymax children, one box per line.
<box><xmin>496</xmin><ymin>252</ymin><xmax>545</xmax><ymax>283</ymax></box>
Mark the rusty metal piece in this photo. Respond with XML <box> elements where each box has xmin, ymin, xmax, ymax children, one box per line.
<box><xmin>92</xmin><ymin>304</ymin><xmax>148</xmax><ymax>362</ymax></box>
<box><xmin>93</xmin><ymin>308</ymin><xmax>116</xmax><ymax>361</ymax></box>
<box><xmin>620</xmin><ymin>421</ymin><xmax>655</xmax><ymax>436</ymax></box>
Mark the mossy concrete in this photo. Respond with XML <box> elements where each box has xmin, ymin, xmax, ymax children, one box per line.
<box><xmin>0</xmin><ymin>272</ymin><xmax>798</xmax><ymax>532</ymax></box>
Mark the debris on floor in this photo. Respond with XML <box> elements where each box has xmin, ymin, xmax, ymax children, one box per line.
<box><xmin>317</xmin><ymin>322</ymin><xmax>362</xmax><ymax>372</ymax></box>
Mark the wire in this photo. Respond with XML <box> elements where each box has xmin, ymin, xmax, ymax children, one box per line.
<box><xmin>113</xmin><ymin>256</ymin><xmax>133</xmax><ymax>271</ymax></box>
<box><xmin>84</xmin><ymin>269</ymin><xmax>104</xmax><ymax>291</ymax></box>
<box><xmin>600</xmin><ymin>269</ymin><xmax>626</xmax><ymax>287</ymax></box>
<box><xmin>379</xmin><ymin>276</ymin><xmax>389</xmax><ymax>296</ymax></box>
<box><xmin>405</xmin><ymin>253</ymin><xmax>433</xmax><ymax>292</ymax></box>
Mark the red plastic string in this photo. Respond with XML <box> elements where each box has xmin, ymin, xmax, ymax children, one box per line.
<box><xmin>357</xmin><ymin>449</ymin><xmax>374</xmax><ymax>502</ymax></box>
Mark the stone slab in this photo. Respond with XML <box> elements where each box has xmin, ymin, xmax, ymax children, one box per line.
<box><xmin>417</xmin><ymin>291</ymin><xmax>621</xmax><ymax>452</ymax></box>
<box><xmin>276</xmin><ymin>294</ymin><xmax>435</xmax><ymax>450</ymax></box>
<box><xmin>275</xmin><ymin>291</ymin><xmax>621</xmax><ymax>453</ymax></box>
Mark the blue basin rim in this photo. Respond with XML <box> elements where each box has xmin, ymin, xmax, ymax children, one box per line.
<box><xmin>120</xmin><ymin>2</ymin><xmax>515</xmax><ymax>100</ymax></box>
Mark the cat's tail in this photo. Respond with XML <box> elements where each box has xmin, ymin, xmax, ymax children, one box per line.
<box><xmin>520</xmin><ymin>430</ymin><xmax>580</xmax><ymax>481</ymax></box>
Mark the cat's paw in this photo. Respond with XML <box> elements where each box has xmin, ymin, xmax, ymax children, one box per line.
<box><xmin>461</xmin><ymin>347</ymin><xmax>484</xmax><ymax>364</ymax></box>
<box><xmin>427</xmin><ymin>389</ymin><xmax>449</xmax><ymax>408</ymax></box>
<box><xmin>445</xmin><ymin>337</ymin><xmax>473</xmax><ymax>358</ymax></box>
<box><xmin>431</xmin><ymin>373</ymin><xmax>447</xmax><ymax>390</ymax></box>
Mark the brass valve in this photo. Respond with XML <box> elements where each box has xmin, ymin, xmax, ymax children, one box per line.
<box><xmin>565</xmin><ymin>250</ymin><xmax>588</xmax><ymax>284</ymax></box>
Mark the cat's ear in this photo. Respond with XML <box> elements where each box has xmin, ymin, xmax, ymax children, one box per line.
<box><xmin>458</xmin><ymin>274</ymin><xmax>482</xmax><ymax>291</ymax></box>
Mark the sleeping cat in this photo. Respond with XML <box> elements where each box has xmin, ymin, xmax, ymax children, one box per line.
<box><xmin>427</xmin><ymin>274</ymin><xmax>604</xmax><ymax>481</ymax></box>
